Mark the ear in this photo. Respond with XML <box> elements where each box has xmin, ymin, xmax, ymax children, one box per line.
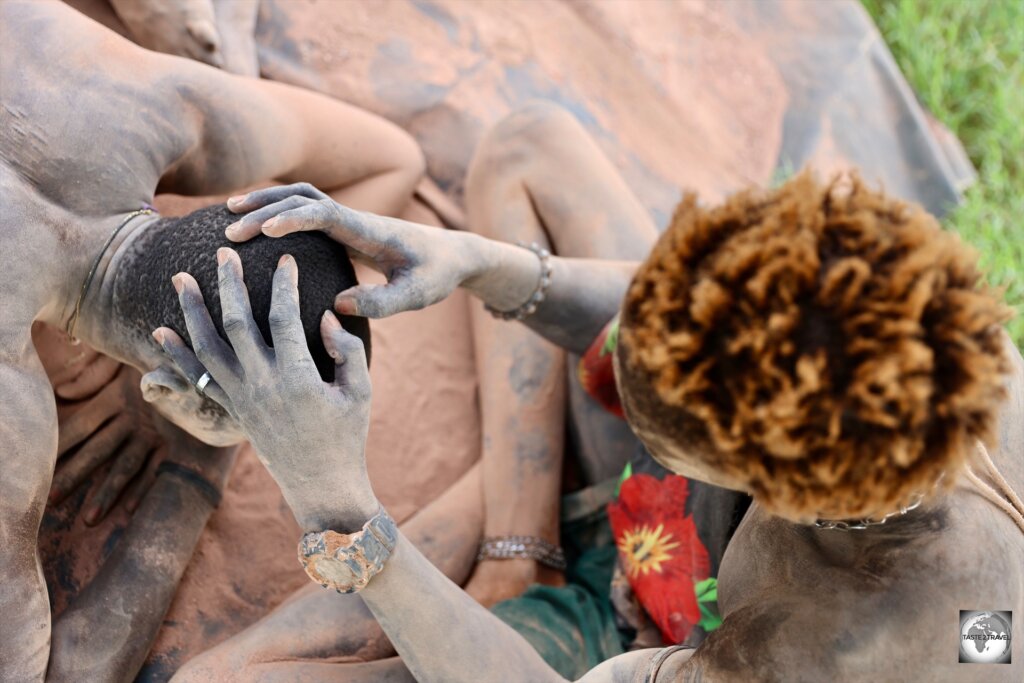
<box><xmin>140</xmin><ymin>365</ymin><xmax>191</xmax><ymax>403</ymax></box>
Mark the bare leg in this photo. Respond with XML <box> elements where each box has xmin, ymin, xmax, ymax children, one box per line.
<box><xmin>463</xmin><ymin>102</ymin><xmax>658</xmax><ymax>605</ymax></box>
<box><xmin>172</xmin><ymin>460</ymin><xmax>482</xmax><ymax>682</ymax></box>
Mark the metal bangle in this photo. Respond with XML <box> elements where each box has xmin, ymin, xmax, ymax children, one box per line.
<box><xmin>483</xmin><ymin>241</ymin><xmax>553</xmax><ymax>322</ymax></box>
<box><xmin>477</xmin><ymin>535</ymin><xmax>567</xmax><ymax>572</ymax></box>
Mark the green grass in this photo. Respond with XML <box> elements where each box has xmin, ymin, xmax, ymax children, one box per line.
<box><xmin>862</xmin><ymin>0</ymin><xmax>1023</xmax><ymax>346</ymax></box>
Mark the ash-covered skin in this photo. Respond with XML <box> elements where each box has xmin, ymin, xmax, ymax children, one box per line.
<box><xmin>211</xmin><ymin>162</ymin><xmax>1022</xmax><ymax>681</ymax></box>
<box><xmin>0</xmin><ymin>2</ymin><xmax>422</xmax><ymax>680</ymax></box>
<box><xmin>113</xmin><ymin>204</ymin><xmax>370</xmax><ymax>446</ymax></box>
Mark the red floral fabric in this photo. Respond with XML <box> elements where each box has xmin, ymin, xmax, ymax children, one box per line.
<box><xmin>607</xmin><ymin>474</ymin><xmax>710</xmax><ymax>643</ymax></box>
<box><xmin>577</xmin><ymin>317</ymin><xmax>624</xmax><ymax>417</ymax></box>
<box><xmin>579</xmin><ymin>317</ymin><xmax>720</xmax><ymax>645</ymax></box>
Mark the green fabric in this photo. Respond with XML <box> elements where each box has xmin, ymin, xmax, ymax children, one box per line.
<box><xmin>490</xmin><ymin>480</ymin><xmax>625</xmax><ymax>680</ymax></box>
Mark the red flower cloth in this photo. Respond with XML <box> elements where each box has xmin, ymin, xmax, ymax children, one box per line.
<box><xmin>607</xmin><ymin>474</ymin><xmax>710</xmax><ymax>644</ymax></box>
<box><xmin>577</xmin><ymin>317</ymin><xmax>624</xmax><ymax>417</ymax></box>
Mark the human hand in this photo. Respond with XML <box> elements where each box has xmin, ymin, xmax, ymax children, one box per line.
<box><xmin>152</xmin><ymin>247</ymin><xmax>379</xmax><ymax>531</ymax></box>
<box><xmin>32</xmin><ymin>323</ymin><xmax>122</xmax><ymax>400</ymax></box>
<box><xmin>50</xmin><ymin>365</ymin><xmax>163</xmax><ymax>524</ymax></box>
<box><xmin>222</xmin><ymin>183</ymin><xmax>486</xmax><ymax>318</ymax></box>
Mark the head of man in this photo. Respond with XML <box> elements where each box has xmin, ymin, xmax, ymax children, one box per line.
<box><xmin>111</xmin><ymin>204</ymin><xmax>371</xmax><ymax>446</ymax></box>
<box><xmin>615</xmin><ymin>172</ymin><xmax>1012</xmax><ymax>522</ymax></box>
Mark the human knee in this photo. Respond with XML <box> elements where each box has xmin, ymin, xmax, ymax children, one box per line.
<box><xmin>481</xmin><ymin>101</ymin><xmax>582</xmax><ymax>164</ymax></box>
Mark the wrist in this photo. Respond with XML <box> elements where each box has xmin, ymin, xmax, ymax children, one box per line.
<box><xmin>461</xmin><ymin>235</ymin><xmax>540</xmax><ymax>310</ymax></box>
<box><xmin>455</xmin><ymin>231</ymin><xmax>497</xmax><ymax>288</ymax></box>
<box><xmin>296</xmin><ymin>485</ymin><xmax>380</xmax><ymax>533</ymax></box>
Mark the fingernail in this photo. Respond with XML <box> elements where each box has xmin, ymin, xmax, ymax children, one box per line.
<box><xmin>322</xmin><ymin>310</ymin><xmax>340</xmax><ymax>328</ymax></box>
<box><xmin>278</xmin><ymin>254</ymin><xmax>294</xmax><ymax>268</ymax></box>
<box><xmin>334</xmin><ymin>297</ymin><xmax>356</xmax><ymax>315</ymax></box>
<box><xmin>84</xmin><ymin>507</ymin><xmax>99</xmax><ymax>525</ymax></box>
<box><xmin>225</xmin><ymin>221</ymin><xmax>241</xmax><ymax>236</ymax></box>
<box><xmin>263</xmin><ymin>217</ymin><xmax>279</xmax><ymax>229</ymax></box>
<box><xmin>217</xmin><ymin>247</ymin><xmax>232</xmax><ymax>266</ymax></box>
<box><xmin>172</xmin><ymin>274</ymin><xmax>184</xmax><ymax>293</ymax></box>
<box><xmin>152</xmin><ymin>329</ymin><xmax>165</xmax><ymax>344</ymax></box>
<box><xmin>227</xmin><ymin>194</ymin><xmax>248</xmax><ymax>209</ymax></box>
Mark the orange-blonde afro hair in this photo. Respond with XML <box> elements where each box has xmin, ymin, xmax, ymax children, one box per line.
<box><xmin>618</xmin><ymin>172</ymin><xmax>1012</xmax><ymax>521</ymax></box>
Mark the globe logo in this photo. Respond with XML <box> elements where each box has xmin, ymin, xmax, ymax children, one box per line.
<box><xmin>959</xmin><ymin>610</ymin><xmax>1012</xmax><ymax>664</ymax></box>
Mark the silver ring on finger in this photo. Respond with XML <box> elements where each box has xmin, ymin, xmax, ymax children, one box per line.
<box><xmin>195</xmin><ymin>371</ymin><xmax>213</xmax><ymax>397</ymax></box>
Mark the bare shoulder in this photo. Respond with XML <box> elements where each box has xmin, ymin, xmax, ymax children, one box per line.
<box><xmin>697</xmin><ymin>502</ymin><xmax>1022</xmax><ymax>682</ymax></box>
<box><xmin>993</xmin><ymin>330</ymin><xmax>1023</xmax><ymax>490</ymax></box>
<box><xmin>1</xmin><ymin>1</ymin><xmax>190</xmax><ymax>210</ymax></box>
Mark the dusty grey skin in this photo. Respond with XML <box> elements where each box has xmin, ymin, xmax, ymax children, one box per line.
<box><xmin>106</xmin><ymin>0</ymin><xmax>260</xmax><ymax>76</ymax></box>
<box><xmin>0</xmin><ymin>2</ymin><xmax>423</xmax><ymax>680</ymax></box>
<box><xmin>189</xmin><ymin>175</ymin><xmax>1024</xmax><ymax>682</ymax></box>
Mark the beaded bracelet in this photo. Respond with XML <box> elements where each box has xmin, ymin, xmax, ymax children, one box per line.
<box><xmin>483</xmin><ymin>241</ymin><xmax>553</xmax><ymax>321</ymax></box>
<box><xmin>477</xmin><ymin>535</ymin><xmax>567</xmax><ymax>571</ymax></box>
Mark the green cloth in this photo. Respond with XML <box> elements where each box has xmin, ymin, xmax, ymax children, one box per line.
<box><xmin>490</xmin><ymin>480</ymin><xmax>625</xmax><ymax>680</ymax></box>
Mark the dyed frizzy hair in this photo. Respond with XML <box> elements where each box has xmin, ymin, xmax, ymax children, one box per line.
<box><xmin>618</xmin><ymin>172</ymin><xmax>1012</xmax><ymax>521</ymax></box>
<box><xmin>115</xmin><ymin>204</ymin><xmax>370</xmax><ymax>381</ymax></box>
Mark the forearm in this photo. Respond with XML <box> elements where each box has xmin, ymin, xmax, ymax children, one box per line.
<box><xmin>47</xmin><ymin>473</ymin><xmax>218</xmax><ymax>683</ymax></box>
<box><xmin>463</xmin><ymin>233</ymin><xmax>636</xmax><ymax>354</ymax></box>
<box><xmin>362</xmin><ymin>533</ymin><xmax>567</xmax><ymax>683</ymax></box>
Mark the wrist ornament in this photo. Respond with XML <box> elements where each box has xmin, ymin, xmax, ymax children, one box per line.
<box><xmin>298</xmin><ymin>506</ymin><xmax>398</xmax><ymax>594</ymax></box>
<box><xmin>156</xmin><ymin>460</ymin><xmax>222</xmax><ymax>508</ymax></box>
<box><xmin>477</xmin><ymin>535</ymin><xmax>567</xmax><ymax>572</ymax></box>
<box><xmin>484</xmin><ymin>241</ymin><xmax>553</xmax><ymax>321</ymax></box>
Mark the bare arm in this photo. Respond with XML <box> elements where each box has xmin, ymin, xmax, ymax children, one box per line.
<box><xmin>223</xmin><ymin>191</ymin><xmax>637</xmax><ymax>354</ymax></box>
<box><xmin>154</xmin><ymin>251</ymin><xmax>661</xmax><ymax>683</ymax></box>
<box><xmin>157</xmin><ymin>61</ymin><xmax>424</xmax><ymax>217</ymax></box>
<box><xmin>0</xmin><ymin>355</ymin><xmax>59</xmax><ymax>682</ymax></box>
<box><xmin>1</xmin><ymin>329</ymin><xmax>232</xmax><ymax>682</ymax></box>
<box><xmin>47</xmin><ymin>436</ymin><xmax>236</xmax><ymax>683</ymax></box>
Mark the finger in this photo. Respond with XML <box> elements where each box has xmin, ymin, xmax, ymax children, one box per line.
<box><xmin>55</xmin><ymin>355</ymin><xmax>121</xmax><ymax>400</ymax></box>
<box><xmin>152</xmin><ymin>328</ymin><xmax>232</xmax><ymax>408</ymax></box>
<box><xmin>224</xmin><ymin>195</ymin><xmax>317</xmax><ymax>242</ymax></box>
<box><xmin>49</xmin><ymin>415</ymin><xmax>130</xmax><ymax>505</ymax></box>
<box><xmin>173</xmin><ymin>272</ymin><xmax>242</xmax><ymax>385</ymax></box>
<box><xmin>269</xmin><ymin>255</ymin><xmax>316</xmax><ymax>373</ymax></box>
<box><xmin>124</xmin><ymin>446</ymin><xmax>163</xmax><ymax>514</ymax></box>
<box><xmin>84</xmin><ymin>439</ymin><xmax>153</xmax><ymax>525</ymax></box>
<box><xmin>321</xmin><ymin>311</ymin><xmax>371</xmax><ymax>397</ymax></box>
<box><xmin>216</xmin><ymin>248</ymin><xmax>270</xmax><ymax>361</ymax></box>
<box><xmin>261</xmin><ymin>201</ymin><xmax>383</xmax><ymax>257</ymax></box>
<box><xmin>57</xmin><ymin>397</ymin><xmax>117</xmax><ymax>456</ymax></box>
<box><xmin>334</xmin><ymin>278</ymin><xmax>428</xmax><ymax>319</ymax></box>
<box><xmin>225</xmin><ymin>182</ymin><xmax>328</xmax><ymax>216</ymax></box>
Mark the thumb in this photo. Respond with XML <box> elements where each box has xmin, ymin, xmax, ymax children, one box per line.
<box><xmin>334</xmin><ymin>280</ymin><xmax>427</xmax><ymax>319</ymax></box>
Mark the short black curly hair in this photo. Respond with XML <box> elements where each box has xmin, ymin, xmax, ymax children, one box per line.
<box><xmin>114</xmin><ymin>204</ymin><xmax>370</xmax><ymax>381</ymax></box>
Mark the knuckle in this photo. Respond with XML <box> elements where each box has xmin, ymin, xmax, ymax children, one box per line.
<box><xmin>221</xmin><ymin>313</ymin><xmax>248</xmax><ymax>335</ymax></box>
<box><xmin>267</xmin><ymin>304</ymin><xmax>293</xmax><ymax>330</ymax></box>
<box><xmin>351</xmin><ymin>382</ymin><xmax>372</xmax><ymax>402</ymax></box>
